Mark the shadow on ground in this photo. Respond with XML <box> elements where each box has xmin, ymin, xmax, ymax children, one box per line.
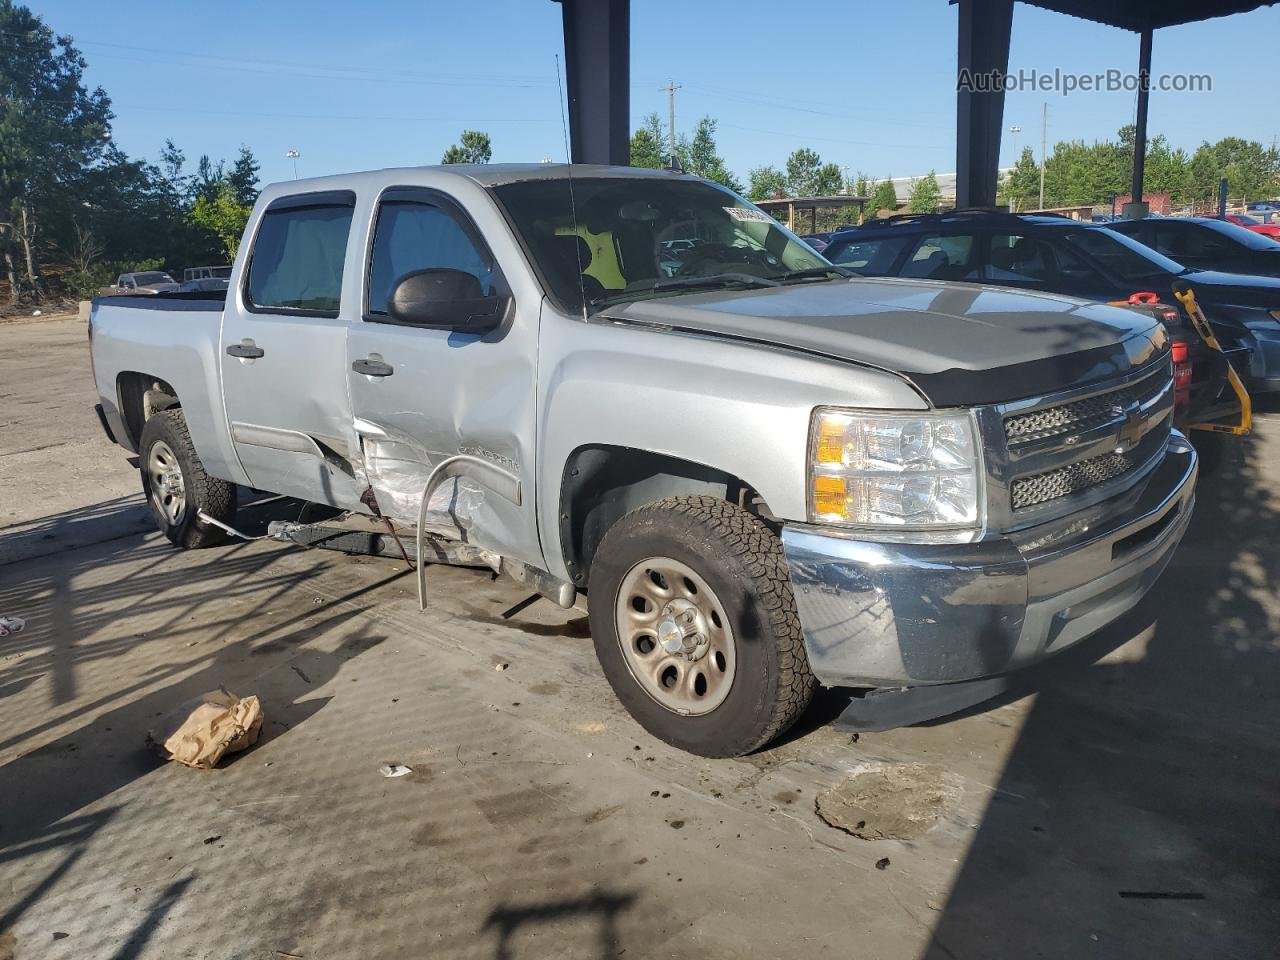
<box><xmin>0</xmin><ymin>499</ymin><xmax>399</xmax><ymax>955</ymax></box>
<box><xmin>920</xmin><ymin>429</ymin><xmax>1280</xmax><ymax>958</ymax></box>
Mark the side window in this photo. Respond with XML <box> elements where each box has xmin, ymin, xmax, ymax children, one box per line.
<box><xmin>1153</xmin><ymin>223</ymin><xmax>1234</xmax><ymax>261</ymax></box>
<box><xmin>366</xmin><ymin>200</ymin><xmax>495</xmax><ymax>317</ymax></box>
<box><xmin>827</xmin><ymin>236</ymin><xmax>910</xmax><ymax>274</ymax></box>
<box><xmin>986</xmin><ymin>234</ymin><xmax>1053</xmax><ymax>283</ymax></box>
<box><xmin>246</xmin><ymin>199</ymin><xmax>355</xmax><ymax>316</ymax></box>
<box><xmin>900</xmin><ymin>233</ymin><xmax>976</xmax><ymax>280</ymax></box>
<box><xmin>1051</xmin><ymin>241</ymin><xmax>1110</xmax><ymax>287</ymax></box>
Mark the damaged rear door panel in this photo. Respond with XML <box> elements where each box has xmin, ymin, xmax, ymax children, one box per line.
<box><xmin>219</xmin><ymin>189</ymin><xmax>367</xmax><ymax>507</ymax></box>
<box><xmin>345</xmin><ymin>186</ymin><xmax>543</xmax><ymax>568</ymax></box>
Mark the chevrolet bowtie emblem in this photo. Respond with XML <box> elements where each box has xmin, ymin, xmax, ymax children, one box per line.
<box><xmin>1114</xmin><ymin>402</ymin><xmax>1146</xmax><ymax>452</ymax></box>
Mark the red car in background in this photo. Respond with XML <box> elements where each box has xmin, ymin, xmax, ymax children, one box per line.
<box><xmin>1223</xmin><ymin>213</ymin><xmax>1280</xmax><ymax>240</ymax></box>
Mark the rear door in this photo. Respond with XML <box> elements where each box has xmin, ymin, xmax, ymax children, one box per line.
<box><xmin>346</xmin><ymin>186</ymin><xmax>543</xmax><ymax>567</ymax></box>
<box><xmin>220</xmin><ymin>190</ymin><xmax>366</xmax><ymax>507</ymax></box>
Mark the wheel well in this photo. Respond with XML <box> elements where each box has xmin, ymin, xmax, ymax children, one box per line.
<box><xmin>558</xmin><ymin>445</ymin><xmax>770</xmax><ymax>586</ymax></box>
<box><xmin>116</xmin><ymin>371</ymin><xmax>180</xmax><ymax>449</ymax></box>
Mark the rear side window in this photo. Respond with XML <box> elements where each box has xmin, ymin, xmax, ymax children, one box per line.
<box><xmin>986</xmin><ymin>234</ymin><xmax>1054</xmax><ymax>283</ymax></box>
<box><xmin>366</xmin><ymin>199</ymin><xmax>495</xmax><ymax>317</ymax></box>
<box><xmin>826</xmin><ymin>235</ymin><xmax>910</xmax><ymax>273</ymax></box>
<box><xmin>901</xmin><ymin>233</ymin><xmax>976</xmax><ymax>280</ymax></box>
<box><xmin>247</xmin><ymin>196</ymin><xmax>355</xmax><ymax>316</ymax></box>
<box><xmin>1152</xmin><ymin>223</ymin><xmax>1237</xmax><ymax>260</ymax></box>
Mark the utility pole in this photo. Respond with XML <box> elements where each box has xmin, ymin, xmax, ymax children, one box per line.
<box><xmin>662</xmin><ymin>79</ymin><xmax>681</xmax><ymax>168</ymax></box>
<box><xmin>286</xmin><ymin>149</ymin><xmax>300</xmax><ymax>180</ymax></box>
<box><xmin>1038</xmin><ymin>102</ymin><xmax>1047</xmax><ymax>211</ymax></box>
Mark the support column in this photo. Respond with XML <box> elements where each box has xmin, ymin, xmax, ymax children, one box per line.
<box><xmin>955</xmin><ymin>0</ymin><xmax>1014</xmax><ymax>208</ymax></box>
<box><xmin>1127</xmin><ymin>27</ymin><xmax>1154</xmax><ymax>215</ymax></box>
<box><xmin>554</xmin><ymin>0</ymin><xmax>630</xmax><ymax>165</ymax></box>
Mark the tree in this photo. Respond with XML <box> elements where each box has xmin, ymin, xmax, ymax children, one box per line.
<box><xmin>189</xmin><ymin>182</ymin><xmax>253</xmax><ymax>261</ymax></box>
<box><xmin>783</xmin><ymin>148</ymin><xmax>844</xmax><ymax>197</ymax></box>
<box><xmin>908</xmin><ymin>171</ymin><xmax>942</xmax><ymax>213</ymax></box>
<box><xmin>681</xmin><ymin>116</ymin><xmax>742</xmax><ymax>193</ymax></box>
<box><xmin>193</xmin><ymin>155</ymin><xmax>225</xmax><ymax>204</ymax></box>
<box><xmin>867</xmin><ymin>178</ymin><xmax>900</xmax><ymax>217</ymax></box>
<box><xmin>784</xmin><ymin>148</ymin><xmax>822</xmax><ymax>197</ymax></box>
<box><xmin>629</xmin><ymin>113</ymin><xmax>667</xmax><ymax>168</ymax></box>
<box><xmin>747</xmin><ymin>166</ymin><xmax>787</xmax><ymax>201</ymax></box>
<box><xmin>853</xmin><ymin>172</ymin><xmax>870</xmax><ymax>198</ymax></box>
<box><xmin>226</xmin><ymin>145</ymin><xmax>261</xmax><ymax>205</ymax></box>
<box><xmin>1001</xmin><ymin>146</ymin><xmax>1041</xmax><ymax>211</ymax></box>
<box><xmin>441</xmin><ymin>130</ymin><xmax>492</xmax><ymax>164</ymax></box>
<box><xmin>0</xmin><ymin>0</ymin><xmax>112</xmax><ymax>303</ymax></box>
<box><xmin>1187</xmin><ymin>136</ymin><xmax>1280</xmax><ymax>201</ymax></box>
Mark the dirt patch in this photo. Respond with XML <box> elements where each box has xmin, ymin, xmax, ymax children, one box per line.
<box><xmin>0</xmin><ymin>929</ymin><xmax>14</xmax><ymax>960</ymax></box>
<box><xmin>815</xmin><ymin>763</ymin><xmax>962</xmax><ymax>841</ymax></box>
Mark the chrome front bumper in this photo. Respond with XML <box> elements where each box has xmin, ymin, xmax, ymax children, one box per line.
<box><xmin>781</xmin><ymin>433</ymin><xmax>1198</xmax><ymax>688</ymax></box>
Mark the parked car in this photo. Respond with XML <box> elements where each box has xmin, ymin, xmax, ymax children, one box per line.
<box><xmin>825</xmin><ymin>211</ymin><xmax>1280</xmax><ymax>395</ymax></box>
<box><xmin>183</xmin><ymin>265</ymin><xmax>233</xmax><ymax>283</ymax></box>
<box><xmin>101</xmin><ymin>271</ymin><xmax>180</xmax><ymax>296</ymax></box>
<box><xmin>799</xmin><ymin>232</ymin><xmax>831</xmax><ymax>253</ymax></box>
<box><xmin>90</xmin><ymin>165</ymin><xmax>1196</xmax><ymax>756</ymax></box>
<box><xmin>1108</xmin><ymin>215</ymin><xmax>1280</xmax><ymax>277</ymax></box>
<box><xmin>1221</xmin><ymin>213</ymin><xmax>1280</xmax><ymax>240</ymax></box>
<box><xmin>177</xmin><ymin>277</ymin><xmax>231</xmax><ymax>293</ymax></box>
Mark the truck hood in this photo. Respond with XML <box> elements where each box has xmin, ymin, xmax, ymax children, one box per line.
<box><xmin>603</xmin><ymin>276</ymin><xmax>1166</xmax><ymax>406</ymax></box>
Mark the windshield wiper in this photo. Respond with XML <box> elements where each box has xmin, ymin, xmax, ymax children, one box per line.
<box><xmin>776</xmin><ymin>265</ymin><xmax>855</xmax><ymax>282</ymax></box>
<box><xmin>647</xmin><ymin>272</ymin><xmax>781</xmax><ymax>293</ymax></box>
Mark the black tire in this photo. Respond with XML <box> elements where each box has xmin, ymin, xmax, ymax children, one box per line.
<box><xmin>587</xmin><ymin>495</ymin><xmax>816</xmax><ymax>757</ymax></box>
<box><xmin>138</xmin><ymin>408</ymin><xmax>236</xmax><ymax>548</ymax></box>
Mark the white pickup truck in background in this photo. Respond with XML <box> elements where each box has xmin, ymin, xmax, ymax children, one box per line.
<box><xmin>89</xmin><ymin>164</ymin><xmax>1196</xmax><ymax>756</ymax></box>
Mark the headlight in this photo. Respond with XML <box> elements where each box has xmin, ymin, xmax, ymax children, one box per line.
<box><xmin>808</xmin><ymin>408</ymin><xmax>983</xmax><ymax>528</ymax></box>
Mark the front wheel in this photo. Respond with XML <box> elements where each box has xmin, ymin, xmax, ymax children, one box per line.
<box><xmin>587</xmin><ymin>496</ymin><xmax>816</xmax><ymax>757</ymax></box>
<box><xmin>139</xmin><ymin>408</ymin><xmax>237</xmax><ymax>548</ymax></box>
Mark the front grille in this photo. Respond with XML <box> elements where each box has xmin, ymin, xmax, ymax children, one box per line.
<box><xmin>1004</xmin><ymin>368</ymin><xmax>1168</xmax><ymax>446</ymax></box>
<box><xmin>1011</xmin><ymin>450</ymin><xmax>1134</xmax><ymax>510</ymax></box>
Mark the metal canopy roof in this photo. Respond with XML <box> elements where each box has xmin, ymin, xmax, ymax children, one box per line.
<box><xmin>1015</xmin><ymin>0</ymin><xmax>1276</xmax><ymax>31</ymax></box>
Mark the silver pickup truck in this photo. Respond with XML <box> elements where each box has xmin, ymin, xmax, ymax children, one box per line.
<box><xmin>89</xmin><ymin>164</ymin><xmax>1196</xmax><ymax>757</ymax></box>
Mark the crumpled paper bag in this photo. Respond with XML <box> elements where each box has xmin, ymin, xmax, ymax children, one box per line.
<box><xmin>148</xmin><ymin>687</ymin><xmax>264</xmax><ymax>769</ymax></box>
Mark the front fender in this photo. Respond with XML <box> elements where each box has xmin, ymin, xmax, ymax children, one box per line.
<box><xmin>535</xmin><ymin>306</ymin><xmax>927</xmax><ymax>582</ymax></box>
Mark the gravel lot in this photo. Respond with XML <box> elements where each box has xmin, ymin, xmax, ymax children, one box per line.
<box><xmin>1</xmin><ymin>318</ymin><xmax>1277</xmax><ymax>959</ymax></box>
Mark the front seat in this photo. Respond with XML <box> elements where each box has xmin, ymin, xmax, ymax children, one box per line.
<box><xmin>550</xmin><ymin>235</ymin><xmax>607</xmax><ymax>307</ymax></box>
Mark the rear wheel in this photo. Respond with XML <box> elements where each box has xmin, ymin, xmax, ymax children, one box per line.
<box><xmin>139</xmin><ymin>408</ymin><xmax>236</xmax><ymax>548</ymax></box>
<box><xmin>587</xmin><ymin>495</ymin><xmax>816</xmax><ymax>757</ymax></box>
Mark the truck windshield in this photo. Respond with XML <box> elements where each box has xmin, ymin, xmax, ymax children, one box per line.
<box><xmin>490</xmin><ymin>176</ymin><xmax>831</xmax><ymax>314</ymax></box>
<box><xmin>133</xmin><ymin>272</ymin><xmax>174</xmax><ymax>284</ymax></box>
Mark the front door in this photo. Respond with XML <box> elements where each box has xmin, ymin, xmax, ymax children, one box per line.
<box><xmin>346</xmin><ymin>186</ymin><xmax>542</xmax><ymax>567</ymax></box>
<box><xmin>220</xmin><ymin>190</ymin><xmax>366</xmax><ymax>508</ymax></box>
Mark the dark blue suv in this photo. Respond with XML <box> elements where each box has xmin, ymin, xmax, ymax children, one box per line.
<box><xmin>824</xmin><ymin>211</ymin><xmax>1280</xmax><ymax>395</ymax></box>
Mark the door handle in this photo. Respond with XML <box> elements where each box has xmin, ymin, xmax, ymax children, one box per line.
<box><xmin>226</xmin><ymin>341</ymin><xmax>265</xmax><ymax>359</ymax></box>
<box><xmin>352</xmin><ymin>357</ymin><xmax>394</xmax><ymax>377</ymax></box>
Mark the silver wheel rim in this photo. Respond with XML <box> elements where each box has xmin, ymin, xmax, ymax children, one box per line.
<box><xmin>614</xmin><ymin>557</ymin><xmax>736</xmax><ymax>716</ymax></box>
<box><xmin>146</xmin><ymin>440</ymin><xmax>187</xmax><ymax>526</ymax></box>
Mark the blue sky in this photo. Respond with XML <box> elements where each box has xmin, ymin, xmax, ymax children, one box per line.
<box><xmin>30</xmin><ymin>0</ymin><xmax>1280</xmax><ymax>188</ymax></box>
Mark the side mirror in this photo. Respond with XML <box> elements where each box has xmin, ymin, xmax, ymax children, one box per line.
<box><xmin>387</xmin><ymin>268</ymin><xmax>503</xmax><ymax>332</ymax></box>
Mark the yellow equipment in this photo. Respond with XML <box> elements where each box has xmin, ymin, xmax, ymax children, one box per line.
<box><xmin>1172</xmin><ymin>283</ymin><xmax>1252</xmax><ymax>437</ymax></box>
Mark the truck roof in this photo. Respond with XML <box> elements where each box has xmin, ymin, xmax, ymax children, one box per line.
<box><xmin>260</xmin><ymin>163</ymin><xmax>696</xmax><ymax>197</ymax></box>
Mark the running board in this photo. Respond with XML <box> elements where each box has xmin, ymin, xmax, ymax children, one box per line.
<box><xmin>265</xmin><ymin>512</ymin><xmax>577</xmax><ymax>610</ymax></box>
<box><xmin>266</xmin><ymin>513</ymin><xmax>490</xmax><ymax>568</ymax></box>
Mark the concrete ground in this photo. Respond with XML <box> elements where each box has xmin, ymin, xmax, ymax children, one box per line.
<box><xmin>1</xmin><ymin>318</ymin><xmax>1277</xmax><ymax>960</ymax></box>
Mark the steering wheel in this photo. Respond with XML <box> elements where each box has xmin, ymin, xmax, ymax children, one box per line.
<box><xmin>674</xmin><ymin>242</ymin><xmax>776</xmax><ymax>277</ymax></box>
